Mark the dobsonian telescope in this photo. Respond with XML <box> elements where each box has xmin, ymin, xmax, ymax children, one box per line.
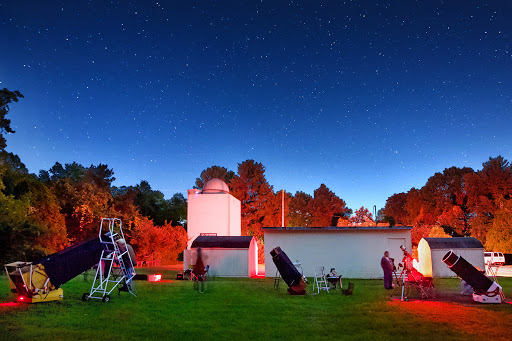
<box><xmin>442</xmin><ymin>250</ymin><xmax>502</xmax><ymax>304</ymax></box>
<box><xmin>270</xmin><ymin>246</ymin><xmax>306</xmax><ymax>295</ymax></box>
<box><xmin>4</xmin><ymin>218</ymin><xmax>135</xmax><ymax>303</ymax></box>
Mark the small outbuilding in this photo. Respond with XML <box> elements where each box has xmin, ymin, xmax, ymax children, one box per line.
<box><xmin>183</xmin><ymin>236</ymin><xmax>258</xmax><ymax>277</ymax></box>
<box><xmin>418</xmin><ymin>237</ymin><xmax>485</xmax><ymax>277</ymax></box>
<box><xmin>264</xmin><ymin>226</ymin><xmax>412</xmax><ymax>279</ymax></box>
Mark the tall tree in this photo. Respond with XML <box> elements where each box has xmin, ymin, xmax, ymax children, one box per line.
<box><xmin>84</xmin><ymin>163</ymin><xmax>116</xmax><ymax>191</ymax></box>
<box><xmin>404</xmin><ymin>188</ymin><xmax>424</xmax><ymax>225</ymax></box>
<box><xmin>384</xmin><ymin>192</ymin><xmax>408</xmax><ymax>225</ymax></box>
<box><xmin>261</xmin><ymin>190</ymin><xmax>290</xmax><ymax>228</ymax></box>
<box><xmin>134</xmin><ymin>180</ymin><xmax>166</xmax><ymax>224</ymax></box>
<box><xmin>165</xmin><ymin>192</ymin><xmax>187</xmax><ymax>225</ymax></box>
<box><xmin>0</xmin><ymin>88</ymin><xmax>24</xmax><ymax>150</ymax></box>
<box><xmin>350</xmin><ymin>206</ymin><xmax>374</xmax><ymax>226</ymax></box>
<box><xmin>133</xmin><ymin>181</ymin><xmax>186</xmax><ymax>226</ymax></box>
<box><xmin>421</xmin><ymin>166</ymin><xmax>474</xmax><ymax>235</ymax></box>
<box><xmin>289</xmin><ymin>191</ymin><xmax>313</xmax><ymax>227</ymax></box>
<box><xmin>195</xmin><ymin>165</ymin><xmax>235</xmax><ymax>190</ymax></box>
<box><xmin>308</xmin><ymin>184</ymin><xmax>350</xmax><ymax>227</ymax></box>
<box><xmin>0</xmin><ymin>158</ymin><xmax>67</xmax><ymax>263</ymax></box>
<box><xmin>485</xmin><ymin>199</ymin><xmax>512</xmax><ymax>253</ymax></box>
<box><xmin>40</xmin><ymin>162</ymin><xmax>115</xmax><ymax>242</ymax></box>
<box><xmin>230</xmin><ymin>160</ymin><xmax>275</xmax><ymax>239</ymax></box>
<box><xmin>465</xmin><ymin>156</ymin><xmax>512</xmax><ymax>242</ymax></box>
<box><xmin>111</xmin><ymin>185</ymin><xmax>142</xmax><ymax>233</ymax></box>
<box><xmin>131</xmin><ymin>217</ymin><xmax>188</xmax><ymax>264</ymax></box>
<box><xmin>0</xmin><ymin>151</ymin><xmax>28</xmax><ymax>173</ymax></box>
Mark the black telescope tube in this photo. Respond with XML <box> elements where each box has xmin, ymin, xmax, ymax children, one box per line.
<box><xmin>270</xmin><ymin>247</ymin><xmax>302</xmax><ymax>287</ymax></box>
<box><xmin>442</xmin><ymin>250</ymin><xmax>493</xmax><ymax>295</ymax></box>
<box><xmin>37</xmin><ymin>236</ymin><xmax>107</xmax><ymax>288</ymax></box>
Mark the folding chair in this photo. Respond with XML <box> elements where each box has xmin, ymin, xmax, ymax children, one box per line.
<box><xmin>313</xmin><ymin>266</ymin><xmax>330</xmax><ymax>294</ymax></box>
<box><xmin>191</xmin><ymin>264</ymin><xmax>209</xmax><ymax>282</ymax></box>
<box><xmin>408</xmin><ymin>276</ymin><xmax>435</xmax><ymax>299</ymax></box>
<box><xmin>192</xmin><ymin>264</ymin><xmax>209</xmax><ymax>293</ymax></box>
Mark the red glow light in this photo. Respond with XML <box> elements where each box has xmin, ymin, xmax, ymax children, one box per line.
<box><xmin>0</xmin><ymin>302</ymin><xmax>22</xmax><ymax>307</ymax></box>
<box><xmin>148</xmin><ymin>274</ymin><xmax>162</xmax><ymax>282</ymax></box>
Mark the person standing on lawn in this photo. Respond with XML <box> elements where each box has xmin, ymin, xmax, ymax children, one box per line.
<box><xmin>193</xmin><ymin>248</ymin><xmax>206</xmax><ymax>293</ymax></box>
<box><xmin>381</xmin><ymin>251</ymin><xmax>394</xmax><ymax>289</ymax></box>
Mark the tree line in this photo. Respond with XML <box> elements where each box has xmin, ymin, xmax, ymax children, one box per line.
<box><xmin>0</xmin><ymin>155</ymin><xmax>189</xmax><ymax>264</ymax></box>
<box><xmin>194</xmin><ymin>162</ymin><xmax>355</xmax><ymax>259</ymax></box>
<box><xmin>0</xmin><ymin>89</ymin><xmax>189</xmax><ymax>264</ymax></box>
<box><xmin>2</xmin><ymin>88</ymin><xmax>511</xmax><ymax>264</ymax></box>
<box><xmin>1</xmin><ymin>88</ymin><xmax>355</xmax><ymax>264</ymax></box>
<box><xmin>383</xmin><ymin>156</ymin><xmax>512</xmax><ymax>252</ymax></box>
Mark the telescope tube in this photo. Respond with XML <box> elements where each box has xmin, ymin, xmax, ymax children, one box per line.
<box><xmin>442</xmin><ymin>250</ymin><xmax>493</xmax><ymax>295</ymax></box>
<box><xmin>270</xmin><ymin>247</ymin><xmax>302</xmax><ymax>287</ymax></box>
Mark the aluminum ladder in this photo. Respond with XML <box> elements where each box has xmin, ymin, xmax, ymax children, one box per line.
<box><xmin>83</xmin><ymin>218</ymin><xmax>136</xmax><ymax>302</ymax></box>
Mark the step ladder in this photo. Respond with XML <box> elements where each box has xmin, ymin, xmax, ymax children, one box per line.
<box><xmin>83</xmin><ymin>218</ymin><xmax>136</xmax><ymax>302</ymax></box>
<box><xmin>313</xmin><ymin>266</ymin><xmax>330</xmax><ymax>294</ymax></box>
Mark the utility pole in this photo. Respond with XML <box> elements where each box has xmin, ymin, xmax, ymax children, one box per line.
<box><xmin>282</xmin><ymin>189</ymin><xmax>285</xmax><ymax>227</ymax></box>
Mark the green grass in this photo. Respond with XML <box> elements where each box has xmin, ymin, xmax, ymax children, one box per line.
<box><xmin>1</xmin><ymin>270</ymin><xmax>511</xmax><ymax>341</ymax></box>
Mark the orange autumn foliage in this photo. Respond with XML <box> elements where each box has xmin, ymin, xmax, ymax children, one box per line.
<box><xmin>131</xmin><ymin>217</ymin><xmax>188</xmax><ymax>265</ymax></box>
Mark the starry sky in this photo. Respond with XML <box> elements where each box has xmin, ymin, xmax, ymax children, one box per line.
<box><xmin>1</xmin><ymin>1</ymin><xmax>511</xmax><ymax>212</ymax></box>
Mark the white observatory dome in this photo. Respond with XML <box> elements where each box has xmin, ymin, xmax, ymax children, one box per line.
<box><xmin>203</xmin><ymin>178</ymin><xmax>230</xmax><ymax>194</ymax></box>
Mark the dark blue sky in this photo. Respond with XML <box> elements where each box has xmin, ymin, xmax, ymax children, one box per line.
<box><xmin>1</xmin><ymin>1</ymin><xmax>511</xmax><ymax>211</ymax></box>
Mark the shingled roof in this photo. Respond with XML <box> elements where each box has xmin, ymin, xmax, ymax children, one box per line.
<box><xmin>423</xmin><ymin>237</ymin><xmax>484</xmax><ymax>249</ymax></box>
<box><xmin>191</xmin><ymin>236</ymin><xmax>254</xmax><ymax>249</ymax></box>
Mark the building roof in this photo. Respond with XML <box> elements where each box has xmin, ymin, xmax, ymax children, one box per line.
<box><xmin>202</xmin><ymin>178</ymin><xmax>230</xmax><ymax>194</ymax></box>
<box><xmin>263</xmin><ymin>226</ymin><xmax>412</xmax><ymax>232</ymax></box>
<box><xmin>191</xmin><ymin>236</ymin><xmax>254</xmax><ymax>248</ymax></box>
<box><xmin>422</xmin><ymin>237</ymin><xmax>484</xmax><ymax>249</ymax></box>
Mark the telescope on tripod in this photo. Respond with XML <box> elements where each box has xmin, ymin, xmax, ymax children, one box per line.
<box><xmin>394</xmin><ymin>245</ymin><xmax>434</xmax><ymax>300</ymax></box>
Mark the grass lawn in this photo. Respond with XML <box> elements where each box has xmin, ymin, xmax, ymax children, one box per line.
<box><xmin>1</xmin><ymin>268</ymin><xmax>511</xmax><ymax>341</ymax></box>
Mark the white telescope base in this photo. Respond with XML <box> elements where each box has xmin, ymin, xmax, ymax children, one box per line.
<box><xmin>472</xmin><ymin>282</ymin><xmax>502</xmax><ymax>304</ymax></box>
<box><xmin>473</xmin><ymin>294</ymin><xmax>502</xmax><ymax>304</ymax></box>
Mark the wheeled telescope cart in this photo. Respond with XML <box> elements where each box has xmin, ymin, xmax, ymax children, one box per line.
<box><xmin>82</xmin><ymin>218</ymin><xmax>136</xmax><ymax>302</ymax></box>
<box><xmin>4</xmin><ymin>234</ymin><xmax>106</xmax><ymax>303</ymax></box>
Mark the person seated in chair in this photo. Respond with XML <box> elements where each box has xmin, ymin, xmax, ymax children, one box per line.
<box><xmin>327</xmin><ymin>268</ymin><xmax>342</xmax><ymax>288</ymax></box>
<box><xmin>116</xmin><ymin>238</ymin><xmax>137</xmax><ymax>291</ymax></box>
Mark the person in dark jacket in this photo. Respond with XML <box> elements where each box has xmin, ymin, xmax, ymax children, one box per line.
<box><xmin>381</xmin><ymin>251</ymin><xmax>394</xmax><ymax>289</ymax></box>
<box><xmin>116</xmin><ymin>238</ymin><xmax>137</xmax><ymax>290</ymax></box>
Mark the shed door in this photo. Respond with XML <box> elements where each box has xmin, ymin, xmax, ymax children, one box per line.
<box><xmin>388</xmin><ymin>238</ymin><xmax>406</xmax><ymax>265</ymax></box>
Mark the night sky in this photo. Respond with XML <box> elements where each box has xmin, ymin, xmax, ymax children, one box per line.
<box><xmin>1</xmin><ymin>1</ymin><xmax>511</xmax><ymax>211</ymax></box>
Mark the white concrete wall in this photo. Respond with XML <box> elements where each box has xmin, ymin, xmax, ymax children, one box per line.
<box><xmin>187</xmin><ymin>190</ymin><xmax>241</xmax><ymax>248</ymax></box>
<box><xmin>431</xmin><ymin>248</ymin><xmax>485</xmax><ymax>277</ymax></box>
<box><xmin>229</xmin><ymin>195</ymin><xmax>242</xmax><ymax>237</ymax></box>
<box><xmin>185</xmin><ymin>248</ymin><xmax>250</xmax><ymax>277</ymax></box>
<box><xmin>264</xmin><ymin>229</ymin><xmax>412</xmax><ymax>279</ymax></box>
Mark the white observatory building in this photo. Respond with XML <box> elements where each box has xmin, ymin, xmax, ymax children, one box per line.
<box><xmin>184</xmin><ymin>179</ymin><xmax>258</xmax><ymax>277</ymax></box>
<box><xmin>186</xmin><ymin>178</ymin><xmax>241</xmax><ymax>249</ymax></box>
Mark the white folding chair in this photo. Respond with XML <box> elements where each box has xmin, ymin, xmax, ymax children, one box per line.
<box><xmin>313</xmin><ymin>266</ymin><xmax>330</xmax><ymax>294</ymax></box>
